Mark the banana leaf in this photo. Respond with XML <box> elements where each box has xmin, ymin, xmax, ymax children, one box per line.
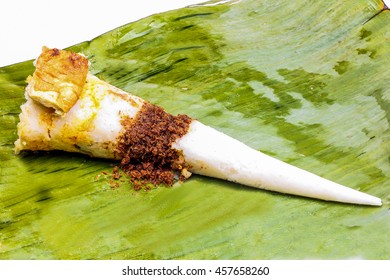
<box><xmin>0</xmin><ymin>0</ymin><xmax>389</xmax><ymax>260</ymax></box>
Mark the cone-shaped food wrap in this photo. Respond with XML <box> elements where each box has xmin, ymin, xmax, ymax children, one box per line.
<box><xmin>15</xmin><ymin>47</ymin><xmax>382</xmax><ymax>206</ymax></box>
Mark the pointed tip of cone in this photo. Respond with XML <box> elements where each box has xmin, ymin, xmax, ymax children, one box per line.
<box><xmin>360</xmin><ymin>195</ymin><xmax>382</xmax><ymax>207</ymax></box>
<box><xmin>322</xmin><ymin>184</ymin><xmax>383</xmax><ymax>207</ymax></box>
<box><xmin>336</xmin><ymin>192</ymin><xmax>382</xmax><ymax>206</ymax></box>
<box><xmin>276</xmin><ymin>184</ymin><xmax>383</xmax><ymax>207</ymax></box>
<box><xmin>307</xmin><ymin>180</ymin><xmax>383</xmax><ymax>207</ymax></box>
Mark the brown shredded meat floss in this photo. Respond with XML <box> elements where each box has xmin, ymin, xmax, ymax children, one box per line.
<box><xmin>115</xmin><ymin>102</ymin><xmax>192</xmax><ymax>190</ymax></box>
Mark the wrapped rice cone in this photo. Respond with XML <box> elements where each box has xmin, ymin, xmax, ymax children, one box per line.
<box><xmin>15</xmin><ymin>47</ymin><xmax>382</xmax><ymax>206</ymax></box>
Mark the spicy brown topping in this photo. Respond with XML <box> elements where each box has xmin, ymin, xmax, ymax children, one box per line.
<box><xmin>115</xmin><ymin>102</ymin><xmax>193</xmax><ymax>190</ymax></box>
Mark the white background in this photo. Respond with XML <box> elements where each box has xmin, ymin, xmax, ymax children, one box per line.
<box><xmin>1</xmin><ymin>0</ymin><xmax>389</xmax><ymax>67</ymax></box>
<box><xmin>0</xmin><ymin>0</ymin><xmax>205</xmax><ymax>67</ymax></box>
<box><xmin>1</xmin><ymin>260</ymin><xmax>389</xmax><ymax>280</ymax></box>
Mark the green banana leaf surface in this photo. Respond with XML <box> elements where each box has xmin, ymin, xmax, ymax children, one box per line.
<box><xmin>1</xmin><ymin>0</ymin><xmax>389</xmax><ymax>259</ymax></box>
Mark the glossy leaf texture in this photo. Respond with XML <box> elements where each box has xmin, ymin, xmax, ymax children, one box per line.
<box><xmin>0</xmin><ymin>0</ymin><xmax>389</xmax><ymax>259</ymax></box>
